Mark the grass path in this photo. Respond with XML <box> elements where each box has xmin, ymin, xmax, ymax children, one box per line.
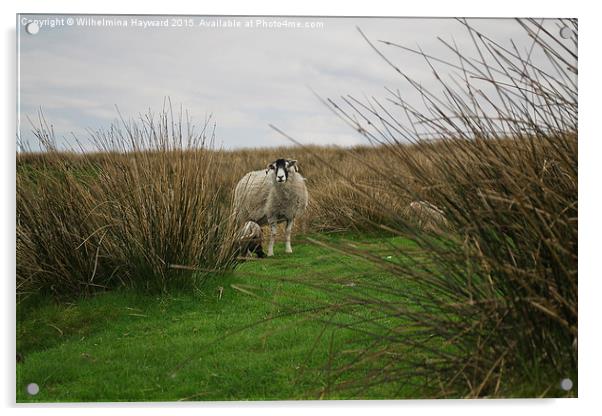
<box><xmin>17</xmin><ymin>233</ymin><xmax>422</xmax><ymax>402</ymax></box>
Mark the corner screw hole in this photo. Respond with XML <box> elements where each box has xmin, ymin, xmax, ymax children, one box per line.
<box><xmin>559</xmin><ymin>26</ymin><xmax>572</xmax><ymax>39</ymax></box>
<box><xmin>560</xmin><ymin>378</ymin><xmax>573</xmax><ymax>391</ymax></box>
<box><xmin>26</xmin><ymin>382</ymin><xmax>40</xmax><ymax>395</ymax></box>
<box><xmin>25</xmin><ymin>22</ymin><xmax>40</xmax><ymax>35</ymax></box>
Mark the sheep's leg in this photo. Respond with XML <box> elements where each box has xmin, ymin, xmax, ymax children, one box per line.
<box><xmin>267</xmin><ymin>222</ymin><xmax>277</xmax><ymax>257</ymax></box>
<box><xmin>285</xmin><ymin>220</ymin><xmax>294</xmax><ymax>253</ymax></box>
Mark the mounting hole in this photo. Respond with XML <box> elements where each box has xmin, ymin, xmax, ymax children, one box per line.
<box><xmin>25</xmin><ymin>22</ymin><xmax>40</xmax><ymax>35</ymax></box>
<box><xmin>559</xmin><ymin>26</ymin><xmax>572</xmax><ymax>39</ymax></box>
<box><xmin>26</xmin><ymin>382</ymin><xmax>40</xmax><ymax>395</ymax></box>
<box><xmin>560</xmin><ymin>378</ymin><xmax>573</xmax><ymax>391</ymax></box>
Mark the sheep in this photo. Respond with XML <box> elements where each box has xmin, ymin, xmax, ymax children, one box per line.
<box><xmin>233</xmin><ymin>158</ymin><xmax>308</xmax><ymax>256</ymax></box>
<box><xmin>235</xmin><ymin>221</ymin><xmax>266</xmax><ymax>258</ymax></box>
<box><xmin>408</xmin><ymin>200</ymin><xmax>449</xmax><ymax>232</ymax></box>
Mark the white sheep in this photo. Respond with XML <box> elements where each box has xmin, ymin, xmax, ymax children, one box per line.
<box><xmin>408</xmin><ymin>200</ymin><xmax>449</xmax><ymax>232</ymax></box>
<box><xmin>235</xmin><ymin>221</ymin><xmax>265</xmax><ymax>258</ymax></box>
<box><xmin>233</xmin><ymin>158</ymin><xmax>308</xmax><ymax>256</ymax></box>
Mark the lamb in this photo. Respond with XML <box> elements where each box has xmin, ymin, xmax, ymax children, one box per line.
<box><xmin>235</xmin><ymin>221</ymin><xmax>266</xmax><ymax>258</ymax></box>
<box><xmin>233</xmin><ymin>158</ymin><xmax>308</xmax><ymax>256</ymax></box>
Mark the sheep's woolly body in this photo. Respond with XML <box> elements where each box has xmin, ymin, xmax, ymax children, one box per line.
<box><xmin>233</xmin><ymin>170</ymin><xmax>308</xmax><ymax>226</ymax></box>
<box><xmin>408</xmin><ymin>200</ymin><xmax>449</xmax><ymax>232</ymax></box>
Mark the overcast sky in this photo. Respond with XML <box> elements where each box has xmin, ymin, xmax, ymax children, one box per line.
<box><xmin>17</xmin><ymin>15</ymin><xmax>574</xmax><ymax>150</ymax></box>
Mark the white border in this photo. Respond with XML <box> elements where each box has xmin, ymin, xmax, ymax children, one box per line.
<box><xmin>3</xmin><ymin>1</ymin><xmax>600</xmax><ymax>415</ymax></box>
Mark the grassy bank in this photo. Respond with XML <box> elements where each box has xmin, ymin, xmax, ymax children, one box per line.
<box><xmin>16</xmin><ymin>233</ymin><xmax>575</xmax><ymax>402</ymax></box>
<box><xmin>17</xmin><ymin>234</ymin><xmax>431</xmax><ymax>402</ymax></box>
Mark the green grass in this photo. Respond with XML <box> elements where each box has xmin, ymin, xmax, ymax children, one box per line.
<box><xmin>16</xmin><ymin>233</ymin><xmax>423</xmax><ymax>402</ymax></box>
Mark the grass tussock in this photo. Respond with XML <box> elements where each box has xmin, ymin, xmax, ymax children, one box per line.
<box><xmin>17</xmin><ymin>111</ymin><xmax>238</xmax><ymax>298</ymax></box>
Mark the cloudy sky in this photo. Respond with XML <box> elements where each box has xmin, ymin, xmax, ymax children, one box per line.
<box><xmin>17</xmin><ymin>15</ymin><xmax>573</xmax><ymax>150</ymax></box>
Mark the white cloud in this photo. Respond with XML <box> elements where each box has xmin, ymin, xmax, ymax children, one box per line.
<box><xmin>18</xmin><ymin>15</ymin><xmax>572</xmax><ymax>150</ymax></box>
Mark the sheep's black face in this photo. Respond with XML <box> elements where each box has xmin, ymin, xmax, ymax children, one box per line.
<box><xmin>267</xmin><ymin>159</ymin><xmax>297</xmax><ymax>183</ymax></box>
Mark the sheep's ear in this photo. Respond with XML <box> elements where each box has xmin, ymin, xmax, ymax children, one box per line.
<box><xmin>287</xmin><ymin>160</ymin><xmax>298</xmax><ymax>171</ymax></box>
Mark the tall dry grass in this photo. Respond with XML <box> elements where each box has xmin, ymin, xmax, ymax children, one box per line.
<box><xmin>17</xmin><ymin>117</ymin><xmax>414</xmax><ymax>300</ymax></box>
<box><xmin>17</xmin><ymin>111</ymin><xmax>238</xmax><ymax>298</ymax></box>
<box><xmin>264</xmin><ymin>18</ymin><xmax>577</xmax><ymax>397</ymax></box>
